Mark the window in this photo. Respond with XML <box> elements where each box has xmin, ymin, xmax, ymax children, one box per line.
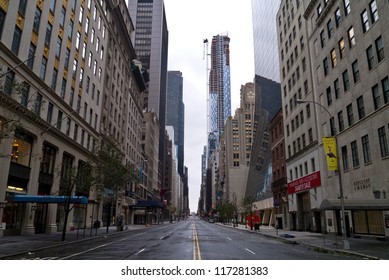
<box><xmin>11</xmin><ymin>26</ymin><xmax>22</xmax><ymax>55</ymax></box>
<box><xmin>76</xmin><ymin>32</ymin><xmax>81</xmax><ymax>50</ymax></box>
<box><xmin>327</xmin><ymin>19</ymin><xmax>334</xmax><ymax>38</ymax></box>
<box><xmin>34</xmin><ymin>93</ymin><xmax>42</xmax><ymax>115</ymax></box>
<box><xmin>334</xmin><ymin>79</ymin><xmax>340</xmax><ymax>99</ymax></box>
<box><xmin>45</xmin><ymin>23</ymin><xmax>52</xmax><ymax>45</ymax></box>
<box><xmin>308</xmin><ymin>128</ymin><xmax>313</xmax><ymax>143</ymax></box>
<box><xmin>11</xmin><ymin>132</ymin><xmax>33</xmax><ymax>167</ymax></box>
<box><xmin>378</xmin><ymin>127</ymin><xmax>389</xmax><ymax>157</ymax></box>
<box><xmin>4</xmin><ymin>71</ymin><xmax>15</xmax><ymax>95</ymax></box>
<box><xmin>33</xmin><ymin>8</ymin><xmax>41</xmax><ymax>33</ymax></box>
<box><xmin>60</xmin><ymin>6</ymin><xmax>66</xmax><ymax>27</ymax></box>
<box><xmin>343</xmin><ymin>0</ymin><xmax>351</xmax><ymax>16</ymax></box>
<box><xmin>49</xmin><ymin>0</ymin><xmax>56</xmax><ymax>14</ymax></box>
<box><xmin>338</xmin><ymin>111</ymin><xmax>344</xmax><ymax>132</ymax></box>
<box><xmin>339</xmin><ymin>38</ymin><xmax>345</xmax><ymax>59</ymax></box>
<box><xmin>20</xmin><ymin>82</ymin><xmax>29</xmax><ymax>107</ymax></box>
<box><xmin>317</xmin><ymin>3</ymin><xmax>322</xmax><ymax>17</ymax></box>
<box><xmin>69</xmin><ymin>88</ymin><xmax>74</xmax><ymax>107</ymax></box>
<box><xmin>342</xmin><ymin>70</ymin><xmax>350</xmax><ymax>92</ymax></box>
<box><xmin>68</xmin><ymin>20</ymin><xmax>73</xmax><ymax>39</ymax></box>
<box><xmin>60</xmin><ymin>78</ymin><xmax>66</xmax><ymax>99</ymax></box>
<box><xmin>351</xmin><ymin>60</ymin><xmax>360</xmax><ymax>83</ymax></box>
<box><xmin>18</xmin><ymin>0</ymin><xmax>28</xmax><ymax>16</ymax></box>
<box><xmin>348</xmin><ymin>27</ymin><xmax>355</xmax><ymax>48</ymax></box>
<box><xmin>372</xmin><ymin>84</ymin><xmax>381</xmax><ymax>109</ymax></box>
<box><xmin>306</xmin><ymin>104</ymin><xmax>311</xmax><ymax>118</ymax></box>
<box><xmin>370</xmin><ymin>0</ymin><xmax>378</xmax><ymax>24</ymax></box>
<box><xmin>382</xmin><ymin>77</ymin><xmax>389</xmax><ymax>104</ymax></box>
<box><xmin>56</xmin><ymin>111</ymin><xmax>63</xmax><ymax>130</ymax></box>
<box><xmin>335</xmin><ymin>8</ymin><xmax>341</xmax><ymax>27</ymax></box>
<box><xmin>300</xmin><ymin>36</ymin><xmax>304</xmax><ymax>49</ymax></box>
<box><xmin>51</xmin><ymin>68</ymin><xmax>58</xmax><ymax>90</ymax></box>
<box><xmin>323</xmin><ymin>57</ymin><xmax>329</xmax><ymax>76</ymax></box>
<box><xmin>302</xmin><ymin>57</ymin><xmax>306</xmax><ymax>72</ymax></box>
<box><xmin>351</xmin><ymin>141</ymin><xmax>360</xmax><ymax>167</ymax></box>
<box><xmin>64</xmin><ymin>48</ymin><xmax>70</xmax><ymax>69</ymax></box>
<box><xmin>40</xmin><ymin>57</ymin><xmax>47</xmax><ymax>80</ymax></box>
<box><xmin>347</xmin><ymin>103</ymin><xmax>354</xmax><ymax>126</ymax></box>
<box><xmin>47</xmin><ymin>102</ymin><xmax>53</xmax><ymax>124</ymax></box>
<box><xmin>79</xmin><ymin>6</ymin><xmax>84</xmax><ymax>23</ymax></box>
<box><xmin>330</xmin><ymin>117</ymin><xmax>336</xmax><ymax>136</ymax></box>
<box><xmin>361</xmin><ymin>10</ymin><xmax>370</xmax><ymax>33</ymax></box>
<box><xmin>298</xmin><ymin>15</ymin><xmax>302</xmax><ymax>29</ymax></box>
<box><xmin>375</xmin><ymin>36</ymin><xmax>384</xmax><ymax>63</ymax></box>
<box><xmin>72</xmin><ymin>59</ymin><xmax>78</xmax><ymax>77</ymax></box>
<box><xmin>320</xmin><ymin>30</ymin><xmax>325</xmax><ymax>48</ymax></box>
<box><xmin>366</xmin><ymin>45</ymin><xmax>375</xmax><ymax>70</ymax></box>
<box><xmin>357</xmin><ymin>96</ymin><xmax>365</xmax><ymax>119</ymax></box>
<box><xmin>331</xmin><ymin>49</ymin><xmax>337</xmax><ymax>68</ymax></box>
<box><xmin>326</xmin><ymin>87</ymin><xmax>332</xmax><ymax>106</ymax></box>
<box><xmin>362</xmin><ymin>135</ymin><xmax>371</xmax><ymax>164</ymax></box>
<box><xmin>73</xmin><ymin>124</ymin><xmax>78</xmax><ymax>141</ymax></box>
<box><xmin>66</xmin><ymin>118</ymin><xmax>71</xmax><ymax>136</ymax></box>
<box><xmin>56</xmin><ymin>37</ymin><xmax>62</xmax><ymax>57</ymax></box>
<box><xmin>341</xmin><ymin>145</ymin><xmax>349</xmax><ymax>171</ymax></box>
<box><xmin>27</xmin><ymin>43</ymin><xmax>36</xmax><ymax>69</ymax></box>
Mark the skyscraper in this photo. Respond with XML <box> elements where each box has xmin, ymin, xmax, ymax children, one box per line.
<box><xmin>251</xmin><ymin>0</ymin><xmax>281</xmax><ymax>82</ymax></box>
<box><xmin>208</xmin><ymin>34</ymin><xmax>231</xmax><ymax>152</ymax></box>
<box><xmin>166</xmin><ymin>71</ymin><xmax>185</xmax><ymax>177</ymax></box>
<box><xmin>127</xmin><ymin>0</ymin><xmax>169</xmax><ymax>192</ymax></box>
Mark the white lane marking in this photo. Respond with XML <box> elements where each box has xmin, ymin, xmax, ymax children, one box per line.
<box><xmin>160</xmin><ymin>236</ymin><xmax>166</xmax><ymax>240</ymax></box>
<box><xmin>245</xmin><ymin>248</ymin><xmax>256</xmax><ymax>255</ymax></box>
<box><xmin>61</xmin><ymin>244</ymin><xmax>108</xmax><ymax>259</ymax></box>
<box><xmin>135</xmin><ymin>248</ymin><xmax>145</xmax><ymax>256</ymax></box>
<box><xmin>227</xmin><ymin>237</ymin><xmax>232</xmax><ymax>241</ymax></box>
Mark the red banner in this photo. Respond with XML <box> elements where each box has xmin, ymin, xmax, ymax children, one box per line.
<box><xmin>287</xmin><ymin>171</ymin><xmax>321</xmax><ymax>194</ymax></box>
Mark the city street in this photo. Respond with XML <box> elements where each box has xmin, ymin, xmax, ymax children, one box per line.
<box><xmin>2</xmin><ymin>217</ymin><xmax>360</xmax><ymax>260</ymax></box>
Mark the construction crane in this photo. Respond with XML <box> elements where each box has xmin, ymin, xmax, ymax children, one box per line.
<box><xmin>203</xmin><ymin>38</ymin><xmax>210</xmax><ymax>135</ymax></box>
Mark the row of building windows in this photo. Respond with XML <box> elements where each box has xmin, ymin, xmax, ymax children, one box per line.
<box><xmin>328</xmin><ymin>76</ymin><xmax>389</xmax><ymax>137</ymax></box>
<box><xmin>289</xmin><ymin>157</ymin><xmax>316</xmax><ymax>182</ymax></box>
<box><xmin>341</xmin><ymin>123</ymin><xmax>389</xmax><ymax>171</ymax></box>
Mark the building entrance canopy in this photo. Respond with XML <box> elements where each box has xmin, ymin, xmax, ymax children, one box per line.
<box><xmin>10</xmin><ymin>195</ymin><xmax>88</xmax><ymax>204</ymax></box>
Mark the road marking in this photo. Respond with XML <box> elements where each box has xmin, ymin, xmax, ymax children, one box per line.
<box><xmin>135</xmin><ymin>248</ymin><xmax>145</xmax><ymax>256</ymax></box>
<box><xmin>245</xmin><ymin>248</ymin><xmax>256</xmax><ymax>255</ymax></box>
<box><xmin>192</xmin><ymin>223</ymin><xmax>202</xmax><ymax>260</ymax></box>
<box><xmin>227</xmin><ymin>237</ymin><xmax>232</xmax><ymax>241</ymax></box>
<box><xmin>60</xmin><ymin>244</ymin><xmax>108</xmax><ymax>259</ymax></box>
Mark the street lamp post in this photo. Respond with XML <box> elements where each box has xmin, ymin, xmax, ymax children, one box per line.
<box><xmin>297</xmin><ymin>99</ymin><xmax>350</xmax><ymax>250</ymax></box>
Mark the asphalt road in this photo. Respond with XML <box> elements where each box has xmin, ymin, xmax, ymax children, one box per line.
<box><xmin>8</xmin><ymin>217</ymin><xmax>359</xmax><ymax>260</ymax></box>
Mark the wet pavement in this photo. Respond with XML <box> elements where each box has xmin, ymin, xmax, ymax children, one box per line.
<box><xmin>0</xmin><ymin>221</ymin><xmax>388</xmax><ymax>260</ymax></box>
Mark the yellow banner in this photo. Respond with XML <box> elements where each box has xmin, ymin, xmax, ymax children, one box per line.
<box><xmin>322</xmin><ymin>137</ymin><xmax>338</xmax><ymax>171</ymax></box>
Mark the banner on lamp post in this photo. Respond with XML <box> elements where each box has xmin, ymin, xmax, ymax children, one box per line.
<box><xmin>322</xmin><ymin>137</ymin><xmax>338</xmax><ymax>171</ymax></box>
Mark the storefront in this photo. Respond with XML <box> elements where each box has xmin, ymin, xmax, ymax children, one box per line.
<box><xmin>320</xmin><ymin>199</ymin><xmax>389</xmax><ymax>238</ymax></box>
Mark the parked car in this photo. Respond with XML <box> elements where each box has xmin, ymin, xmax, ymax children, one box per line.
<box><xmin>208</xmin><ymin>218</ymin><xmax>215</xmax><ymax>223</ymax></box>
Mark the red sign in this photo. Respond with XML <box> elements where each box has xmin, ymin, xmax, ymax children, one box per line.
<box><xmin>287</xmin><ymin>171</ymin><xmax>321</xmax><ymax>194</ymax></box>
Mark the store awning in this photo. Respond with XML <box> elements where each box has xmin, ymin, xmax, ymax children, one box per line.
<box><xmin>130</xmin><ymin>200</ymin><xmax>164</xmax><ymax>208</ymax></box>
<box><xmin>11</xmin><ymin>195</ymin><xmax>88</xmax><ymax>204</ymax></box>
<box><xmin>320</xmin><ymin>199</ymin><xmax>389</xmax><ymax>210</ymax></box>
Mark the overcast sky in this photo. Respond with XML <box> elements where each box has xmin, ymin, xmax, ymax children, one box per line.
<box><xmin>164</xmin><ymin>0</ymin><xmax>255</xmax><ymax>212</ymax></box>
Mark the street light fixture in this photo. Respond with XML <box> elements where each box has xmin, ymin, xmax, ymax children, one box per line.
<box><xmin>296</xmin><ymin>99</ymin><xmax>350</xmax><ymax>250</ymax></box>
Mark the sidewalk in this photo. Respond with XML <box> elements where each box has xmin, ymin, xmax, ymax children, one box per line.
<box><xmin>218</xmin><ymin>222</ymin><xmax>389</xmax><ymax>260</ymax></box>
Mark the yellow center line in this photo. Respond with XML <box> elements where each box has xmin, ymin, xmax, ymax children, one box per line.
<box><xmin>192</xmin><ymin>223</ymin><xmax>202</xmax><ymax>260</ymax></box>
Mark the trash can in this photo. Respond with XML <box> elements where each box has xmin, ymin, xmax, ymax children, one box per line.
<box><xmin>93</xmin><ymin>220</ymin><xmax>101</xmax><ymax>228</ymax></box>
<box><xmin>254</xmin><ymin>223</ymin><xmax>260</xmax><ymax>231</ymax></box>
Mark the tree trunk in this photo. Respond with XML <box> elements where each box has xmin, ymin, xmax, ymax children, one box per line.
<box><xmin>61</xmin><ymin>204</ymin><xmax>70</xmax><ymax>241</ymax></box>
